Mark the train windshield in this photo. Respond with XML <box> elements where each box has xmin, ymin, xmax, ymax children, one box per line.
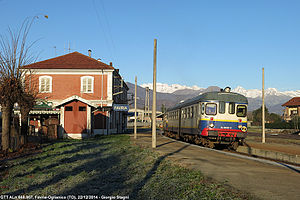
<box><xmin>237</xmin><ymin>105</ymin><xmax>247</xmax><ymax>117</ymax></box>
<box><xmin>205</xmin><ymin>103</ymin><xmax>217</xmax><ymax>115</ymax></box>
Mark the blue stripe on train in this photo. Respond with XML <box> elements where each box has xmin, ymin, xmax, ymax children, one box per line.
<box><xmin>200</xmin><ymin>120</ymin><xmax>247</xmax><ymax>132</ymax></box>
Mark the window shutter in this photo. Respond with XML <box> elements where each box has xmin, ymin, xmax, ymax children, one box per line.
<box><xmin>41</xmin><ymin>78</ymin><xmax>45</xmax><ymax>92</ymax></box>
<box><xmin>45</xmin><ymin>78</ymin><xmax>50</xmax><ymax>92</ymax></box>
<box><xmin>82</xmin><ymin>78</ymin><xmax>87</xmax><ymax>92</ymax></box>
<box><xmin>87</xmin><ymin>78</ymin><xmax>92</xmax><ymax>92</ymax></box>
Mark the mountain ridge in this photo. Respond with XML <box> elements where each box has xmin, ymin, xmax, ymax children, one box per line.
<box><xmin>127</xmin><ymin>82</ymin><xmax>297</xmax><ymax>114</ymax></box>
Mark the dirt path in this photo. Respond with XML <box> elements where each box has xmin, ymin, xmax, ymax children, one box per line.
<box><xmin>132</xmin><ymin>132</ymin><xmax>300</xmax><ymax>200</ymax></box>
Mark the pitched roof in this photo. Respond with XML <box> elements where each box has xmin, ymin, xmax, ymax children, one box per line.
<box><xmin>282</xmin><ymin>97</ymin><xmax>300</xmax><ymax>107</ymax></box>
<box><xmin>54</xmin><ymin>95</ymin><xmax>96</xmax><ymax>108</ymax></box>
<box><xmin>22</xmin><ymin>52</ymin><xmax>115</xmax><ymax>70</ymax></box>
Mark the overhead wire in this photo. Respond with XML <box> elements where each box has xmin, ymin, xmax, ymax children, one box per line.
<box><xmin>92</xmin><ymin>0</ymin><xmax>117</xmax><ymax>64</ymax></box>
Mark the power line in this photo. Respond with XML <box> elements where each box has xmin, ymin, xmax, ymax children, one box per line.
<box><xmin>92</xmin><ymin>0</ymin><xmax>117</xmax><ymax>63</ymax></box>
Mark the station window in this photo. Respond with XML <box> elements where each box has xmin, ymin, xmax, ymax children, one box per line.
<box><xmin>237</xmin><ymin>105</ymin><xmax>247</xmax><ymax>117</ymax></box>
<box><xmin>229</xmin><ymin>102</ymin><xmax>235</xmax><ymax>114</ymax></box>
<box><xmin>65</xmin><ymin>106</ymin><xmax>73</xmax><ymax>111</ymax></box>
<box><xmin>205</xmin><ymin>103</ymin><xmax>217</xmax><ymax>115</ymax></box>
<box><xmin>291</xmin><ymin>110</ymin><xmax>298</xmax><ymax>115</ymax></box>
<box><xmin>81</xmin><ymin>76</ymin><xmax>94</xmax><ymax>93</ymax></box>
<box><xmin>219</xmin><ymin>101</ymin><xmax>225</xmax><ymax>114</ymax></box>
<box><xmin>79</xmin><ymin>106</ymin><xmax>86</xmax><ymax>111</ymax></box>
<box><xmin>39</xmin><ymin>76</ymin><xmax>52</xmax><ymax>93</ymax></box>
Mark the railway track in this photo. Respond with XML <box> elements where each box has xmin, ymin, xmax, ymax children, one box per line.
<box><xmin>159</xmin><ymin>131</ymin><xmax>300</xmax><ymax>171</ymax></box>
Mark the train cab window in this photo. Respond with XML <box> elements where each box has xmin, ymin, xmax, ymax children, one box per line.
<box><xmin>205</xmin><ymin>103</ymin><xmax>217</xmax><ymax>115</ymax></box>
<box><xmin>229</xmin><ymin>102</ymin><xmax>235</xmax><ymax>114</ymax></box>
<box><xmin>219</xmin><ymin>101</ymin><xmax>225</xmax><ymax>114</ymax></box>
<box><xmin>237</xmin><ymin>105</ymin><xmax>247</xmax><ymax>117</ymax></box>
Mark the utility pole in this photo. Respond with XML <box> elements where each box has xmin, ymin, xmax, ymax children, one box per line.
<box><xmin>262</xmin><ymin>67</ymin><xmax>265</xmax><ymax>143</ymax></box>
<box><xmin>144</xmin><ymin>87</ymin><xmax>150</xmax><ymax>123</ymax></box>
<box><xmin>152</xmin><ymin>39</ymin><xmax>157</xmax><ymax>148</ymax></box>
<box><xmin>147</xmin><ymin>87</ymin><xmax>150</xmax><ymax>123</ymax></box>
<box><xmin>134</xmin><ymin>76</ymin><xmax>137</xmax><ymax>139</ymax></box>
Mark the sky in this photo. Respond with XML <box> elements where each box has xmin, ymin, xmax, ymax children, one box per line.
<box><xmin>1</xmin><ymin>0</ymin><xmax>300</xmax><ymax>91</ymax></box>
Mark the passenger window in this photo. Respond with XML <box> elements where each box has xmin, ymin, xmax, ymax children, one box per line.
<box><xmin>219</xmin><ymin>101</ymin><xmax>225</xmax><ymax>114</ymax></box>
<box><xmin>237</xmin><ymin>105</ymin><xmax>247</xmax><ymax>117</ymax></box>
<box><xmin>205</xmin><ymin>103</ymin><xmax>217</xmax><ymax>115</ymax></box>
<box><xmin>191</xmin><ymin>107</ymin><xmax>194</xmax><ymax>118</ymax></box>
<box><xmin>187</xmin><ymin>107</ymin><xmax>190</xmax><ymax>118</ymax></box>
<box><xmin>201</xmin><ymin>103</ymin><xmax>205</xmax><ymax>114</ymax></box>
<box><xmin>229</xmin><ymin>102</ymin><xmax>235</xmax><ymax>114</ymax></box>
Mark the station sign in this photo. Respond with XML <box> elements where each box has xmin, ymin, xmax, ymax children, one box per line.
<box><xmin>113</xmin><ymin>104</ymin><xmax>129</xmax><ymax>112</ymax></box>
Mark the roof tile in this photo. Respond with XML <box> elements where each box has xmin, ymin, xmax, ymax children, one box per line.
<box><xmin>282</xmin><ymin>97</ymin><xmax>300</xmax><ymax>107</ymax></box>
<box><xmin>22</xmin><ymin>52</ymin><xmax>115</xmax><ymax>70</ymax></box>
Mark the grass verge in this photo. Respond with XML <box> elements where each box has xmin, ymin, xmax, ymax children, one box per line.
<box><xmin>0</xmin><ymin>134</ymin><xmax>253</xmax><ymax>199</ymax></box>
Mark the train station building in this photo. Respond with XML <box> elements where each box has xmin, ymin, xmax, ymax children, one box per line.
<box><xmin>20</xmin><ymin>51</ymin><xmax>129</xmax><ymax>139</ymax></box>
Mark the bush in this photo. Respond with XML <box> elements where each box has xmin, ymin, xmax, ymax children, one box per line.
<box><xmin>265</xmin><ymin>121</ymin><xmax>294</xmax><ymax>129</ymax></box>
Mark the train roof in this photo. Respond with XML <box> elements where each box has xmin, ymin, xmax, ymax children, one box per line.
<box><xmin>168</xmin><ymin>91</ymin><xmax>248</xmax><ymax>111</ymax></box>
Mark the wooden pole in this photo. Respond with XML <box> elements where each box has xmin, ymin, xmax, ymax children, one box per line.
<box><xmin>262</xmin><ymin>67</ymin><xmax>265</xmax><ymax>143</ymax></box>
<box><xmin>152</xmin><ymin>39</ymin><xmax>157</xmax><ymax>148</ymax></box>
<box><xmin>134</xmin><ymin>76</ymin><xmax>137</xmax><ymax>139</ymax></box>
<box><xmin>147</xmin><ymin>87</ymin><xmax>150</xmax><ymax>123</ymax></box>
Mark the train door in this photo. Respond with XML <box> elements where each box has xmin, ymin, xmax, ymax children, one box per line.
<box><xmin>178</xmin><ymin>108</ymin><xmax>182</xmax><ymax>137</ymax></box>
<box><xmin>198</xmin><ymin>102</ymin><xmax>205</xmax><ymax>134</ymax></box>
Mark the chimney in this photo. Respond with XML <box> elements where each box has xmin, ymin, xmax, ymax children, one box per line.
<box><xmin>110</xmin><ymin>62</ymin><xmax>113</xmax><ymax>66</ymax></box>
<box><xmin>88</xmin><ymin>49</ymin><xmax>92</xmax><ymax>57</ymax></box>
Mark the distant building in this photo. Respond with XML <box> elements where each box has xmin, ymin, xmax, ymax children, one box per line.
<box><xmin>20</xmin><ymin>51</ymin><xmax>128</xmax><ymax>139</ymax></box>
<box><xmin>282</xmin><ymin>97</ymin><xmax>300</xmax><ymax>121</ymax></box>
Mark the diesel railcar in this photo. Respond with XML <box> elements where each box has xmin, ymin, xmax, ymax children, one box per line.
<box><xmin>163</xmin><ymin>87</ymin><xmax>248</xmax><ymax>150</ymax></box>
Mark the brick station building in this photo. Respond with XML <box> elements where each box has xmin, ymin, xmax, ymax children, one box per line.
<box><xmin>22</xmin><ymin>51</ymin><xmax>129</xmax><ymax>139</ymax></box>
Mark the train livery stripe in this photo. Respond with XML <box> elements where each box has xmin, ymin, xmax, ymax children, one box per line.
<box><xmin>200</xmin><ymin>118</ymin><xmax>247</xmax><ymax>123</ymax></box>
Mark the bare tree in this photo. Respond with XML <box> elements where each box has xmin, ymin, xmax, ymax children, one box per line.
<box><xmin>0</xmin><ymin>15</ymin><xmax>47</xmax><ymax>151</ymax></box>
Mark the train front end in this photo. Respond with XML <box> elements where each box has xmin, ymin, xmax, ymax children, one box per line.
<box><xmin>199</xmin><ymin>88</ymin><xmax>248</xmax><ymax>149</ymax></box>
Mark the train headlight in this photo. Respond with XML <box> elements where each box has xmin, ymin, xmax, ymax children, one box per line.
<box><xmin>238</xmin><ymin>125</ymin><xmax>242</xmax><ymax>129</ymax></box>
<box><xmin>241</xmin><ymin>126</ymin><xmax>247</xmax><ymax>132</ymax></box>
<box><xmin>209</xmin><ymin>123</ymin><xmax>214</xmax><ymax>128</ymax></box>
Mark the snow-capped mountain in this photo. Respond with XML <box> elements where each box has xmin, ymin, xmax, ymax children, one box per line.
<box><xmin>140</xmin><ymin>83</ymin><xmax>203</xmax><ymax>93</ymax></box>
<box><xmin>140</xmin><ymin>83</ymin><xmax>300</xmax><ymax>98</ymax></box>
<box><xmin>131</xmin><ymin>82</ymin><xmax>300</xmax><ymax>114</ymax></box>
<box><xmin>232</xmin><ymin>86</ymin><xmax>300</xmax><ymax>98</ymax></box>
